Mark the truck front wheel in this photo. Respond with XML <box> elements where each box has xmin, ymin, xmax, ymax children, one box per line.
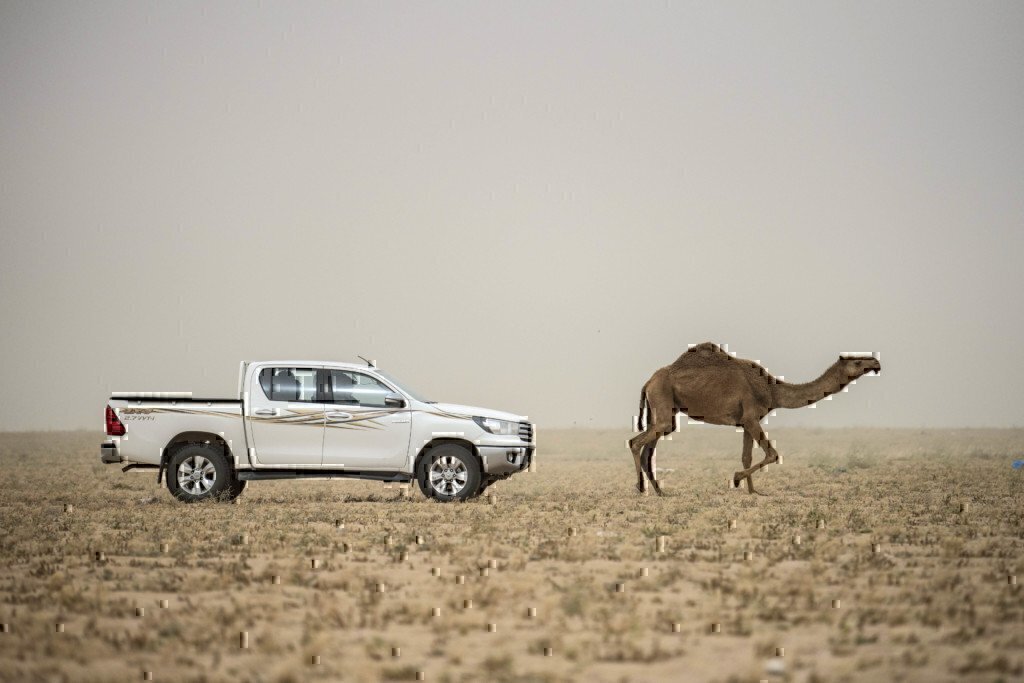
<box><xmin>417</xmin><ymin>444</ymin><xmax>481</xmax><ymax>502</ymax></box>
<box><xmin>168</xmin><ymin>444</ymin><xmax>237</xmax><ymax>503</ymax></box>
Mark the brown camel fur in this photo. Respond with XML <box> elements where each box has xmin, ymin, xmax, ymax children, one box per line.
<box><xmin>628</xmin><ymin>343</ymin><xmax>881</xmax><ymax>495</ymax></box>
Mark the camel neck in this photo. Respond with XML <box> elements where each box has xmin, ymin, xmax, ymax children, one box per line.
<box><xmin>771</xmin><ymin>361</ymin><xmax>849</xmax><ymax>409</ymax></box>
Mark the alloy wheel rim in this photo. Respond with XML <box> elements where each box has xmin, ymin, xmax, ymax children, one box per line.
<box><xmin>178</xmin><ymin>455</ymin><xmax>216</xmax><ymax>495</ymax></box>
<box><xmin>429</xmin><ymin>455</ymin><xmax>467</xmax><ymax>496</ymax></box>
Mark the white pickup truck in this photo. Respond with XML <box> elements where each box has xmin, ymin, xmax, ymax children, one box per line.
<box><xmin>100</xmin><ymin>360</ymin><xmax>534</xmax><ymax>503</ymax></box>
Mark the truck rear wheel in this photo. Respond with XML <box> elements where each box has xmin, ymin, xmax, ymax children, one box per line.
<box><xmin>168</xmin><ymin>444</ymin><xmax>236</xmax><ymax>503</ymax></box>
<box><xmin>417</xmin><ymin>444</ymin><xmax>481</xmax><ymax>502</ymax></box>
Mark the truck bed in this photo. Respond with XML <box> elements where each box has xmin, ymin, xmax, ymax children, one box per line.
<box><xmin>107</xmin><ymin>394</ymin><xmax>246</xmax><ymax>467</ymax></box>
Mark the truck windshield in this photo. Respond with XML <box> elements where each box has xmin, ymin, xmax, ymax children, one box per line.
<box><xmin>375</xmin><ymin>370</ymin><xmax>433</xmax><ymax>403</ymax></box>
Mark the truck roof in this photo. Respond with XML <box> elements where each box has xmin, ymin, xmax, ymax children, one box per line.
<box><xmin>247</xmin><ymin>360</ymin><xmax>382</xmax><ymax>371</ymax></box>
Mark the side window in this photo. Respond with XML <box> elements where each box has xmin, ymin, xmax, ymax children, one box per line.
<box><xmin>328</xmin><ymin>370</ymin><xmax>392</xmax><ymax>407</ymax></box>
<box><xmin>258</xmin><ymin>367</ymin><xmax>319</xmax><ymax>403</ymax></box>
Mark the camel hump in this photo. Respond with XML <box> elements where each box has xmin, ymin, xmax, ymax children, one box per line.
<box><xmin>690</xmin><ymin>342</ymin><xmax>725</xmax><ymax>355</ymax></box>
<box><xmin>671</xmin><ymin>342</ymin><xmax>732</xmax><ymax>368</ymax></box>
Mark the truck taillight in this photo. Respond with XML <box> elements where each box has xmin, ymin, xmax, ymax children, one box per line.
<box><xmin>105</xmin><ymin>405</ymin><xmax>126</xmax><ymax>436</ymax></box>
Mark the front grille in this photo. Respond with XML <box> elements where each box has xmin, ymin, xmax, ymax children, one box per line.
<box><xmin>519</xmin><ymin>421</ymin><xmax>534</xmax><ymax>443</ymax></box>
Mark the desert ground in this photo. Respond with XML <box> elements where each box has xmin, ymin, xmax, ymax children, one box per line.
<box><xmin>0</xmin><ymin>427</ymin><xmax>1022</xmax><ymax>682</ymax></box>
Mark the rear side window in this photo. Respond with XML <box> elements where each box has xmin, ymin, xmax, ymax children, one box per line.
<box><xmin>258</xmin><ymin>367</ymin><xmax>319</xmax><ymax>402</ymax></box>
<box><xmin>328</xmin><ymin>370</ymin><xmax>392</xmax><ymax>407</ymax></box>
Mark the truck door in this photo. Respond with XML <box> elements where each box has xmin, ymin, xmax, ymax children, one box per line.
<box><xmin>321</xmin><ymin>369</ymin><xmax>411</xmax><ymax>470</ymax></box>
<box><xmin>248</xmin><ymin>366</ymin><xmax>325</xmax><ymax>467</ymax></box>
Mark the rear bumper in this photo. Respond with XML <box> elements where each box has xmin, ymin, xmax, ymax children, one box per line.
<box><xmin>100</xmin><ymin>442</ymin><xmax>123</xmax><ymax>464</ymax></box>
<box><xmin>479</xmin><ymin>445</ymin><xmax>533</xmax><ymax>475</ymax></box>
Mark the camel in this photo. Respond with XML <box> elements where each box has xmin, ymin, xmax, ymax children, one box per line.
<box><xmin>628</xmin><ymin>343</ymin><xmax>881</xmax><ymax>495</ymax></box>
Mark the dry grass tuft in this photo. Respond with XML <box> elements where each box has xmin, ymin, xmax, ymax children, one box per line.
<box><xmin>0</xmin><ymin>428</ymin><xmax>1022</xmax><ymax>681</ymax></box>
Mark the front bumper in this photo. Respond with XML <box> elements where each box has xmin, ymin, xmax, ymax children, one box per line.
<box><xmin>479</xmin><ymin>444</ymin><xmax>533</xmax><ymax>475</ymax></box>
<box><xmin>100</xmin><ymin>442</ymin><xmax>123</xmax><ymax>464</ymax></box>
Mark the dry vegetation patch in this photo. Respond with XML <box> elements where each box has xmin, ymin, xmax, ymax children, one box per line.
<box><xmin>0</xmin><ymin>428</ymin><xmax>1022</xmax><ymax>682</ymax></box>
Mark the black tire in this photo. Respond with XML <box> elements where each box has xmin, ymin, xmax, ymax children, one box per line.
<box><xmin>416</xmin><ymin>444</ymin><xmax>482</xmax><ymax>502</ymax></box>
<box><xmin>168</xmin><ymin>444</ymin><xmax>234</xmax><ymax>503</ymax></box>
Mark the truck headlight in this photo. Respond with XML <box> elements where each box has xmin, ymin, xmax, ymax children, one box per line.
<box><xmin>473</xmin><ymin>416</ymin><xmax>517</xmax><ymax>435</ymax></box>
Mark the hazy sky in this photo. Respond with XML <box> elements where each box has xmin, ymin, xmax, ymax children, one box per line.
<box><xmin>2</xmin><ymin>2</ymin><xmax>1022</xmax><ymax>432</ymax></box>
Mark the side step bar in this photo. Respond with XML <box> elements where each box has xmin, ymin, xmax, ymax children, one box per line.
<box><xmin>122</xmin><ymin>463</ymin><xmax>159</xmax><ymax>473</ymax></box>
<box><xmin>237</xmin><ymin>469</ymin><xmax>412</xmax><ymax>483</ymax></box>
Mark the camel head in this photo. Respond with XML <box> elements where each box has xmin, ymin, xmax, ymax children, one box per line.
<box><xmin>838</xmin><ymin>355</ymin><xmax>881</xmax><ymax>380</ymax></box>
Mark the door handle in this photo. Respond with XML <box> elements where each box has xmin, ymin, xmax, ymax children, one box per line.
<box><xmin>327</xmin><ymin>412</ymin><xmax>352</xmax><ymax>420</ymax></box>
<box><xmin>254</xmin><ymin>408</ymin><xmax>276</xmax><ymax>416</ymax></box>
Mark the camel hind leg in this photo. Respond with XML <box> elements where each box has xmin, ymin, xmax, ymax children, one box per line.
<box><xmin>642</xmin><ymin>445</ymin><xmax>662</xmax><ymax>496</ymax></box>
<box><xmin>630</xmin><ymin>429</ymin><xmax>666</xmax><ymax>495</ymax></box>
<box><xmin>630</xmin><ymin>372</ymin><xmax>674</xmax><ymax>495</ymax></box>
<box><xmin>629</xmin><ymin>432</ymin><xmax>654</xmax><ymax>494</ymax></box>
<box><xmin>630</xmin><ymin>423</ymin><xmax>670</xmax><ymax>497</ymax></box>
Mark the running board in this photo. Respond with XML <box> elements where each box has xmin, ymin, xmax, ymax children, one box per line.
<box><xmin>237</xmin><ymin>469</ymin><xmax>412</xmax><ymax>483</ymax></box>
<box><xmin>122</xmin><ymin>463</ymin><xmax>159</xmax><ymax>473</ymax></box>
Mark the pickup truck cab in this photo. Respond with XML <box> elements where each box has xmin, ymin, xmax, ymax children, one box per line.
<box><xmin>100</xmin><ymin>360</ymin><xmax>535</xmax><ymax>503</ymax></box>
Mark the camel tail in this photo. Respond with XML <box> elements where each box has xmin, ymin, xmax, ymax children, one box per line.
<box><xmin>636</xmin><ymin>387</ymin><xmax>648</xmax><ymax>432</ymax></box>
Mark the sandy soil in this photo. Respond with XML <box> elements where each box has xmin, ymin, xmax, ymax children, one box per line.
<box><xmin>0</xmin><ymin>427</ymin><xmax>1022</xmax><ymax>682</ymax></box>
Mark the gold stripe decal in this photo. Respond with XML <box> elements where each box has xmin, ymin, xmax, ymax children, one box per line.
<box><xmin>120</xmin><ymin>407</ymin><xmax>241</xmax><ymax>418</ymax></box>
<box><xmin>119</xmin><ymin>406</ymin><xmax>410</xmax><ymax>429</ymax></box>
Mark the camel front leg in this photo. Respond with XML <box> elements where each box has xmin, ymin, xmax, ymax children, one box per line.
<box><xmin>734</xmin><ymin>421</ymin><xmax>779</xmax><ymax>494</ymax></box>
<box><xmin>740</xmin><ymin>430</ymin><xmax>757</xmax><ymax>494</ymax></box>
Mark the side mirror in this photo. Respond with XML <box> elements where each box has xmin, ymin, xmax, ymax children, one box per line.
<box><xmin>384</xmin><ymin>392</ymin><xmax>405</xmax><ymax>408</ymax></box>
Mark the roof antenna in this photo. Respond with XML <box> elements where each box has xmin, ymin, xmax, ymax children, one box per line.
<box><xmin>357</xmin><ymin>355</ymin><xmax>376</xmax><ymax>368</ymax></box>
